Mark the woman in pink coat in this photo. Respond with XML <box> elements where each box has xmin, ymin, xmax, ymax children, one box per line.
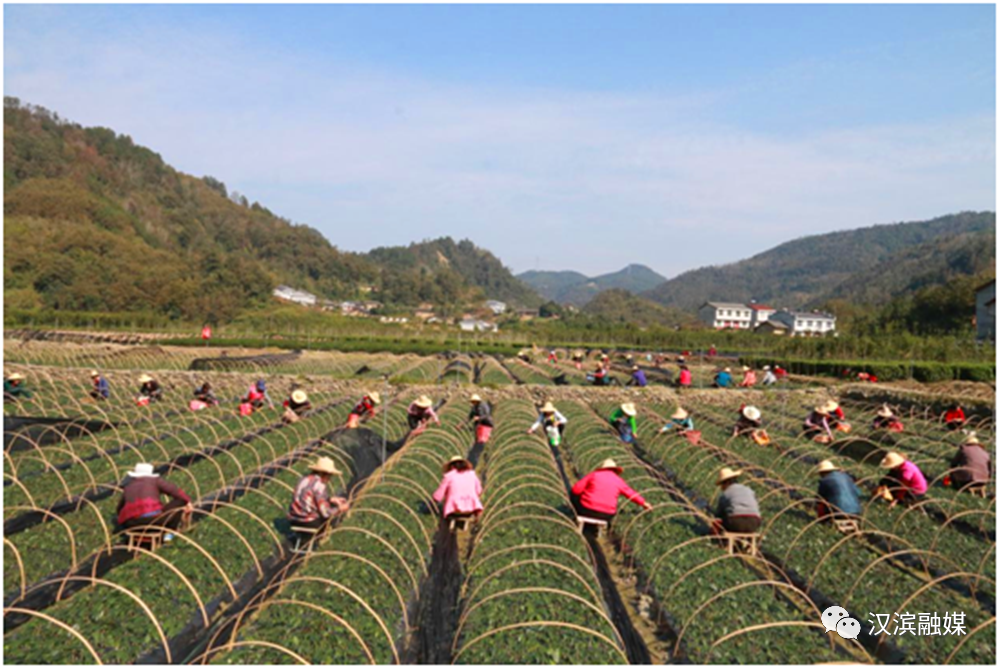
<box><xmin>433</xmin><ymin>456</ymin><xmax>484</xmax><ymax>521</ymax></box>
<box><xmin>571</xmin><ymin>459</ymin><xmax>651</xmax><ymax>533</ymax></box>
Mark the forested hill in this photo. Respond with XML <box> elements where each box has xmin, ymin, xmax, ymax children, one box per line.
<box><xmin>519</xmin><ymin>264</ymin><xmax>666</xmax><ymax>306</ymax></box>
<box><xmin>2</xmin><ymin>99</ymin><xmax>539</xmax><ymax>320</ymax></box>
<box><xmin>582</xmin><ymin>289</ymin><xmax>700</xmax><ymax>328</ymax></box>
<box><xmin>642</xmin><ymin>212</ymin><xmax>996</xmax><ymax>310</ymax></box>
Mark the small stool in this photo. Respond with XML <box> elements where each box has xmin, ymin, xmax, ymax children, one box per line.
<box><xmin>291</xmin><ymin>526</ymin><xmax>320</xmax><ymax>554</ymax></box>
<box><xmin>576</xmin><ymin>516</ymin><xmax>609</xmax><ymax>536</ymax></box>
<box><xmin>448</xmin><ymin>516</ymin><xmax>474</xmax><ymax>532</ymax></box>
<box><xmin>125</xmin><ymin>527</ymin><xmax>166</xmax><ymax>553</ymax></box>
<box><xmin>724</xmin><ymin>532</ymin><xmax>760</xmax><ymax>556</ymax></box>
<box><xmin>833</xmin><ymin>518</ymin><xmax>860</xmax><ymax>535</ymax></box>
<box><xmin>969</xmin><ymin>485</ymin><xmax>989</xmax><ymax>499</ymax></box>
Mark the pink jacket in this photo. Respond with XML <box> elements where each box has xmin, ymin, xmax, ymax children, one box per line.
<box><xmin>679</xmin><ymin>369</ymin><xmax>692</xmax><ymax>386</ymax></box>
<box><xmin>895</xmin><ymin>460</ymin><xmax>928</xmax><ymax>496</ymax></box>
<box><xmin>433</xmin><ymin>469</ymin><xmax>483</xmax><ymax>517</ymax></box>
<box><xmin>571</xmin><ymin>469</ymin><xmax>646</xmax><ymax>515</ymax></box>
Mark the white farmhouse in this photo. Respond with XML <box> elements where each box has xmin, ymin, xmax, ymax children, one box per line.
<box><xmin>770</xmin><ymin>309</ymin><xmax>836</xmax><ymax>336</ymax></box>
<box><xmin>698</xmin><ymin>302</ymin><xmax>753</xmax><ymax>330</ymax></box>
<box><xmin>748</xmin><ymin>303</ymin><xmax>776</xmax><ymax>327</ymax></box>
<box><xmin>485</xmin><ymin>300</ymin><xmax>508</xmax><ymax>315</ymax></box>
<box><xmin>459</xmin><ymin>319</ymin><xmax>498</xmax><ymax>333</ymax></box>
<box><xmin>272</xmin><ymin>285</ymin><xmax>317</xmax><ymax>307</ymax></box>
<box><xmin>976</xmin><ymin>279</ymin><xmax>995</xmax><ymax>341</ymax></box>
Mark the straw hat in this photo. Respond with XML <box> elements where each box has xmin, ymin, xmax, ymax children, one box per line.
<box><xmin>632</xmin><ymin>365</ymin><xmax>639</xmax><ymax>371</ymax></box>
<box><xmin>597</xmin><ymin>458</ymin><xmax>623</xmax><ymax>473</ymax></box>
<box><xmin>880</xmin><ymin>452</ymin><xmax>905</xmax><ymax>469</ymax></box>
<box><xmin>741</xmin><ymin>365</ymin><xmax>750</xmax><ymax>372</ymax></box>
<box><xmin>962</xmin><ymin>431</ymin><xmax>980</xmax><ymax>446</ymax></box>
<box><xmin>127</xmin><ymin>463</ymin><xmax>158</xmax><ymax>479</ymax></box>
<box><xmin>309</xmin><ymin>456</ymin><xmax>341</xmax><ymax>476</ymax></box>
<box><xmin>816</xmin><ymin>460</ymin><xmax>838</xmax><ymax>475</ymax></box>
<box><xmin>724</xmin><ymin>367</ymin><xmax>731</xmax><ymax>373</ymax></box>
<box><xmin>815</xmin><ymin>404</ymin><xmax>830</xmax><ymax>415</ymax></box>
<box><xmin>671</xmin><ymin>407</ymin><xmax>689</xmax><ymax>420</ymax></box>
<box><xmin>415</xmin><ymin>395</ymin><xmax>433</xmax><ymax>409</ymax></box>
<box><xmin>621</xmin><ymin>403</ymin><xmax>637</xmax><ymax>417</ymax></box>
<box><xmin>742</xmin><ymin>406</ymin><xmax>761</xmax><ymax>421</ymax></box>
<box><xmin>369</xmin><ymin>391</ymin><xmax>381</xmax><ymax>405</ymax></box>
<box><xmin>716</xmin><ymin>467</ymin><xmax>742</xmax><ymax>485</ymax></box>
<box><xmin>138</xmin><ymin>374</ymin><xmax>153</xmax><ymax>384</ymax></box>
<box><xmin>763</xmin><ymin>365</ymin><xmax>771</xmax><ymax>371</ymax></box>
<box><xmin>90</xmin><ymin>370</ymin><xmax>100</xmax><ymax>377</ymax></box>
<box><xmin>8</xmin><ymin>372</ymin><xmax>25</xmax><ymax>381</ymax></box>
<box><xmin>469</xmin><ymin>394</ymin><xmax>482</xmax><ymax>403</ymax></box>
<box><xmin>822</xmin><ymin>400</ymin><xmax>840</xmax><ymax>413</ymax></box>
<box><xmin>601</xmin><ymin>353</ymin><xmax>609</xmax><ymax>359</ymax></box>
<box><xmin>541</xmin><ymin>401</ymin><xmax>556</xmax><ymax>414</ymax></box>
<box><xmin>443</xmin><ymin>455</ymin><xmax>472</xmax><ymax>472</ymax></box>
<box><xmin>292</xmin><ymin>390</ymin><xmax>309</xmax><ymax>404</ymax></box>
<box><xmin>877</xmin><ymin>405</ymin><xmax>893</xmax><ymax>418</ymax></box>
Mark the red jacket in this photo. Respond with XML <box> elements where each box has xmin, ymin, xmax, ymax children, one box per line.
<box><xmin>117</xmin><ymin>477</ymin><xmax>190</xmax><ymax>525</ymax></box>
<box><xmin>945</xmin><ymin>408</ymin><xmax>966</xmax><ymax>423</ymax></box>
<box><xmin>571</xmin><ymin>469</ymin><xmax>646</xmax><ymax>515</ymax></box>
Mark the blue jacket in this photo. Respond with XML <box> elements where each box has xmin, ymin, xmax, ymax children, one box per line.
<box><xmin>630</xmin><ymin>370</ymin><xmax>648</xmax><ymax>387</ymax></box>
<box><xmin>818</xmin><ymin>470</ymin><xmax>862</xmax><ymax>516</ymax></box>
<box><xmin>715</xmin><ymin>372</ymin><xmax>732</xmax><ymax>387</ymax></box>
<box><xmin>95</xmin><ymin>376</ymin><xmax>110</xmax><ymax>398</ymax></box>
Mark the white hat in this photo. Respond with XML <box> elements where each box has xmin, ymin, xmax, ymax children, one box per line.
<box><xmin>962</xmin><ymin>431</ymin><xmax>980</xmax><ymax>446</ymax></box>
<box><xmin>138</xmin><ymin>374</ymin><xmax>153</xmax><ymax>384</ymax></box>
<box><xmin>724</xmin><ymin>367</ymin><xmax>732</xmax><ymax>373</ymax></box>
<box><xmin>415</xmin><ymin>395</ymin><xmax>433</xmax><ymax>408</ymax></box>
<box><xmin>763</xmin><ymin>365</ymin><xmax>771</xmax><ymax>371</ymax></box>
<box><xmin>90</xmin><ymin>370</ymin><xmax>100</xmax><ymax>377</ymax></box>
<box><xmin>822</xmin><ymin>400</ymin><xmax>840</xmax><ymax>413</ymax></box>
<box><xmin>880</xmin><ymin>452</ymin><xmax>905</xmax><ymax>469</ymax></box>
<box><xmin>8</xmin><ymin>372</ymin><xmax>24</xmax><ymax>381</ymax></box>
<box><xmin>128</xmin><ymin>463</ymin><xmax>158</xmax><ymax>478</ymax></box>
<box><xmin>877</xmin><ymin>405</ymin><xmax>893</xmax><ymax>418</ymax></box>
<box><xmin>741</xmin><ymin>366</ymin><xmax>750</xmax><ymax>372</ymax></box>
<box><xmin>292</xmin><ymin>389</ymin><xmax>309</xmax><ymax>404</ymax></box>
<box><xmin>816</xmin><ymin>460</ymin><xmax>838</xmax><ymax>475</ymax></box>
<box><xmin>621</xmin><ymin>403</ymin><xmax>637</xmax><ymax>417</ymax></box>
<box><xmin>597</xmin><ymin>458</ymin><xmax>622</xmax><ymax>473</ymax></box>
<box><xmin>368</xmin><ymin>392</ymin><xmax>381</xmax><ymax>405</ymax></box>
<box><xmin>309</xmin><ymin>456</ymin><xmax>341</xmax><ymax>475</ymax></box>
<box><xmin>671</xmin><ymin>407</ymin><xmax>689</xmax><ymax>420</ymax></box>
<box><xmin>541</xmin><ymin>401</ymin><xmax>556</xmax><ymax>413</ymax></box>
<box><xmin>716</xmin><ymin>467</ymin><xmax>742</xmax><ymax>485</ymax></box>
<box><xmin>470</xmin><ymin>394</ymin><xmax>482</xmax><ymax>403</ymax></box>
<box><xmin>742</xmin><ymin>406</ymin><xmax>761</xmax><ymax>421</ymax></box>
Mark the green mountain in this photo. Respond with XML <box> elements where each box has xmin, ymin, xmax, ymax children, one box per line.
<box><xmin>518</xmin><ymin>263</ymin><xmax>667</xmax><ymax>306</ymax></box>
<box><xmin>642</xmin><ymin>212</ymin><xmax>996</xmax><ymax>310</ymax></box>
<box><xmin>582</xmin><ymin>288</ymin><xmax>701</xmax><ymax>329</ymax></box>
<box><xmin>2</xmin><ymin>98</ymin><xmax>539</xmax><ymax>320</ymax></box>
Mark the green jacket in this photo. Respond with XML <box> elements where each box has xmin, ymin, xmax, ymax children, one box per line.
<box><xmin>4</xmin><ymin>379</ymin><xmax>31</xmax><ymax>398</ymax></box>
<box><xmin>609</xmin><ymin>408</ymin><xmax>637</xmax><ymax>434</ymax></box>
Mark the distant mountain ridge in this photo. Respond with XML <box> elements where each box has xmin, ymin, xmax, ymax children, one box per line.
<box><xmin>642</xmin><ymin>212</ymin><xmax>996</xmax><ymax>311</ymax></box>
<box><xmin>518</xmin><ymin>263</ymin><xmax>666</xmax><ymax>306</ymax></box>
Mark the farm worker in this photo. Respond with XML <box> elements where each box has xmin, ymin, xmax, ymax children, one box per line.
<box><xmin>738</xmin><ymin>366</ymin><xmax>757</xmax><ymax>388</ymax></box>
<box><xmin>90</xmin><ymin>370</ymin><xmax>110</xmax><ymax>401</ymax></box>
<box><xmin>288</xmin><ymin>457</ymin><xmax>349</xmax><ymax>531</ymax></box>
<box><xmin>193</xmin><ymin>382</ymin><xmax>219</xmax><ymax>406</ymax></box>
<box><xmin>283</xmin><ymin>389</ymin><xmax>312</xmax><ymax>423</ymax></box>
<box><xmin>732</xmin><ymin>405</ymin><xmax>762</xmax><ymax>437</ymax></box>
<box><xmin>547</xmin><ymin>349</ymin><xmax>558</xmax><ymax>364</ymax></box>
<box><xmin>823</xmin><ymin>401</ymin><xmax>850</xmax><ymax>432</ymax></box>
<box><xmin>433</xmin><ymin>456</ymin><xmax>484</xmax><ymax>521</ymax></box>
<box><xmin>875</xmin><ymin>452</ymin><xmax>927</xmax><ymax>507</ymax></box>
<box><xmin>774</xmin><ymin>365</ymin><xmax>788</xmax><ymax>380</ymax></box>
<box><xmin>709</xmin><ymin>345</ymin><xmax>717</xmax><ymax>357</ymax></box>
<box><xmin>815</xmin><ymin>460</ymin><xmax>862</xmax><ymax>520</ymax></box>
<box><xmin>803</xmin><ymin>405</ymin><xmax>834</xmax><ymax>442</ymax></box>
<box><xmin>571</xmin><ymin>350</ymin><xmax>585</xmax><ymax>370</ymax></box>
<box><xmin>610</xmin><ymin>403</ymin><xmax>638</xmax><ymax>443</ymax></box>
<box><xmin>713</xmin><ymin>367</ymin><xmax>732</xmax><ymax>388</ymax></box>
<box><xmin>4</xmin><ymin>372</ymin><xmax>31</xmax><ymax>401</ymax></box>
<box><xmin>245</xmin><ymin>379</ymin><xmax>274</xmax><ymax>410</ymax></box>
<box><xmin>571</xmin><ymin>459</ymin><xmax>652</xmax><ymax>531</ymax></box>
<box><xmin>947</xmin><ymin>432</ymin><xmax>991</xmax><ymax>493</ymax></box>
<box><xmin>677</xmin><ymin>364</ymin><xmax>692</xmax><ymax>388</ymax></box>
<box><xmin>137</xmin><ymin>374</ymin><xmax>163</xmax><ymax>403</ymax></box>
<box><xmin>661</xmin><ymin>407</ymin><xmax>695</xmax><ymax>433</ymax></box>
<box><xmin>627</xmin><ymin>366</ymin><xmax>648</xmax><ymax>387</ymax></box>
<box><xmin>872</xmin><ymin>405</ymin><xmax>903</xmax><ymax>432</ymax></box>
<box><xmin>347</xmin><ymin>391</ymin><xmax>381</xmax><ymax>428</ymax></box>
<box><xmin>517</xmin><ymin>349</ymin><xmax>532</xmax><ymax>363</ymax></box>
<box><xmin>711</xmin><ymin>468</ymin><xmax>761</xmax><ymax>535</ymax></box>
<box><xmin>407</xmin><ymin>395</ymin><xmax>440</xmax><ymax>432</ymax></box>
<box><xmin>761</xmin><ymin>365</ymin><xmax>777</xmax><ymax>386</ymax></box>
<box><xmin>528</xmin><ymin>401</ymin><xmax>567</xmax><ymax>439</ymax></box>
<box><xmin>600</xmin><ymin>353</ymin><xmax>611</xmax><ymax>371</ymax></box>
<box><xmin>200</xmin><ymin>324</ymin><xmax>212</xmax><ymax>343</ymax></box>
<box><xmin>944</xmin><ymin>405</ymin><xmax>966</xmax><ymax>431</ymax></box>
<box><xmin>467</xmin><ymin>394</ymin><xmax>494</xmax><ymax>445</ymax></box>
<box><xmin>116</xmin><ymin>463</ymin><xmax>192</xmax><ymax>538</ymax></box>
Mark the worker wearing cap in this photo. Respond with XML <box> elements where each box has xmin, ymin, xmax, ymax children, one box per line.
<box><xmin>733</xmin><ymin>405</ymin><xmax>763</xmax><ymax>438</ymax></box>
<box><xmin>528</xmin><ymin>401</ymin><xmax>567</xmax><ymax>439</ymax></box>
<box><xmin>571</xmin><ymin>459</ymin><xmax>651</xmax><ymax>532</ymax></box>
<box><xmin>117</xmin><ymin>463</ymin><xmax>192</xmax><ymax>536</ymax></box>
<box><xmin>761</xmin><ymin>365</ymin><xmax>777</xmax><ymax>386</ymax></box>
<box><xmin>467</xmin><ymin>394</ymin><xmax>494</xmax><ymax>445</ymax></box>
<box><xmin>627</xmin><ymin>365</ymin><xmax>648</xmax><ymax>388</ymax></box>
<box><xmin>407</xmin><ymin>395</ymin><xmax>440</xmax><ymax>432</ymax></box>
<box><xmin>661</xmin><ymin>407</ymin><xmax>695</xmax><ymax>433</ymax></box>
<box><xmin>137</xmin><ymin>374</ymin><xmax>163</xmax><ymax>403</ymax></box>
<box><xmin>713</xmin><ymin>367</ymin><xmax>732</xmax><ymax>388</ymax></box>
<box><xmin>89</xmin><ymin>370</ymin><xmax>110</xmax><ymax>401</ymax></box>
<box><xmin>712</xmin><ymin>468</ymin><xmax>761</xmax><ymax>535</ymax></box>
<box><xmin>875</xmin><ymin>452</ymin><xmax>927</xmax><ymax>507</ymax></box>
<box><xmin>872</xmin><ymin>405</ymin><xmax>903</xmax><ymax>432</ymax></box>
<box><xmin>288</xmin><ymin>456</ymin><xmax>349</xmax><ymax>531</ymax></box>
<box><xmin>433</xmin><ymin>456</ymin><xmax>484</xmax><ymax>521</ymax></box>
<box><xmin>610</xmin><ymin>403</ymin><xmax>639</xmax><ymax>443</ymax></box>
<box><xmin>245</xmin><ymin>379</ymin><xmax>274</xmax><ymax>410</ymax></box>
<box><xmin>815</xmin><ymin>460</ymin><xmax>862</xmax><ymax>520</ymax></box>
<box><xmin>948</xmin><ymin>432</ymin><xmax>992</xmax><ymax>493</ymax></box>
<box><xmin>738</xmin><ymin>366</ymin><xmax>757</xmax><ymax>388</ymax></box>
<box><xmin>347</xmin><ymin>391</ymin><xmax>381</xmax><ymax>428</ymax></box>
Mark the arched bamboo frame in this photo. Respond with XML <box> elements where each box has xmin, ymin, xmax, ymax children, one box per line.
<box><xmin>2</xmin><ymin>607</ymin><xmax>104</xmax><ymax>664</ymax></box>
<box><xmin>452</xmin><ymin>620</ymin><xmax>628</xmax><ymax>664</ymax></box>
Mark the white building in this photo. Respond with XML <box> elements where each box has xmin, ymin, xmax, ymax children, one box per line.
<box><xmin>459</xmin><ymin>319</ymin><xmax>498</xmax><ymax>333</ymax></box>
<box><xmin>770</xmin><ymin>309</ymin><xmax>836</xmax><ymax>336</ymax></box>
<box><xmin>698</xmin><ymin>302</ymin><xmax>753</xmax><ymax>330</ymax></box>
<box><xmin>976</xmin><ymin>279</ymin><xmax>995</xmax><ymax>341</ymax></box>
<box><xmin>485</xmin><ymin>300</ymin><xmax>508</xmax><ymax>315</ymax></box>
<box><xmin>748</xmin><ymin>303</ymin><xmax>776</xmax><ymax>327</ymax></box>
<box><xmin>273</xmin><ymin>285</ymin><xmax>317</xmax><ymax>307</ymax></box>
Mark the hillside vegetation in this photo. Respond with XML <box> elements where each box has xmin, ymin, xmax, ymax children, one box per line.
<box><xmin>519</xmin><ymin>263</ymin><xmax>666</xmax><ymax>306</ymax></box>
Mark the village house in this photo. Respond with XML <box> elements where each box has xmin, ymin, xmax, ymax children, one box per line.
<box><xmin>769</xmin><ymin>309</ymin><xmax>836</xmax><ymax>336</ymax></box>
<box><xmin>976</xmin><ymin>279</ymin><xmax>995</xmax><ymax>341</ymax></box>
<box><xmin>459</xmin><ymin>318</ymin><xmax>498</xmax><ymax>333</ymax></box>
<box><xmin>485</xmin><ymin>300</ymin><xmax>508</xmax><ymax>315</ymax></box>
<box><xmin>698</xmin><ymin>302</ymin><xmax>753</xmax><ymax>329</ymax></box>
<box><xmin>748</xmin><ymin>303</ymin><xmax>776</xmax><ymax>327</ymax></box>
<box><xmin>272</xmin><ymin>285</ymin><xmax>318</xmax><ymax>307</ymax></box>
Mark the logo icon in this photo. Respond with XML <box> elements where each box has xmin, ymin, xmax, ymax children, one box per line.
<box><xmin>836</xmin><ymin>617</ymin><xmax>861</xmax><ymax>640</ymax></box>
<box><xmin>821</xmin><ymin>605</ymin><xmax>849</xmax><ymax>633</ymax></box>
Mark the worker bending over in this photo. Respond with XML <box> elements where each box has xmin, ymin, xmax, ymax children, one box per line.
<box><xmin>815</xmin><ymin>460</ymin><xmax>862</xmax><ymax>521</ymax></box>
<box><xmin>117</xmin><ymin>463</ymin><xmax>192</xmax><ymax>540</ymax></box>
<box><xmin>433</xmin><ymin>456</ymin><xmax>483</xmax><ymax>524</ymax></box>
<box><xmin>407</xmin><ymin>395</ymin><xmax>440</xmax><ymax>434</ymax></box>
<box><xmin>288</xmin><ymin>457</ymin><xmax>349</xmax><ymax>533</ymax></box>
<box><xmin>609</xmin><ymin>402</ymin><xmax>638</xmax><ymax>443</ymax></box>
<box><xmin>712</xmin><ymin>468</ymin><xmax>761</xmax><ymax>535</ymax></box>
<box><xmin>571</xmin><ymin>458</ymin><xmax>651</xmax><ymax>534</ymax></box>
<box><xmin>347</xmin><ymin>391</ymin><xmax>381</xmax><ymax>428</ymax></box>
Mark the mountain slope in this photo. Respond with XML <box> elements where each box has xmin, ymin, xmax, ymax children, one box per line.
<box><xmin>582</xmin><ymin>289</ymin><xmax>701</xmax><ymax>329</ymax></box>
<box><xmin>517</xmin><ymin>270</ymin><xmax>589</xmax><ymax>301</ymax></box>
<box><xmin>642</xmin><ymin>212</ymin><xmax>996</xmax><ymax>310</ymax></box>
<box><xmin>518</xmin><ymin>263</ymin><xmax>666</xmax><ymax>306</ymax></box>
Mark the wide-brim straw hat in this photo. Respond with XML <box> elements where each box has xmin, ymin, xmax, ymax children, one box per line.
<box><xmin>292</xmin><ymin>390</ymin><xmax>309</xmax><ymax>404</ymax></box>
<box><xmin>963</xmin><ymin>431</ymin><xmax>980</xmax><ymax>445</ymax></box>
<box><xmin>823</xmin><ymin>400</ymin><xmax>840</xmax><ymax>413</ymax></box>
<box><xmin>763</xmin><ymin>365</ymin><xmax>771</xmax><ymax>371</ymax></box>
<box><xmin>90</xmin><ymin>370</ymin><xmax>100</xmax><ymax>377</ymax></box>
<box><xmin>621</xmin><ymin>403</ymin><xmax>637</xmax><ymax>417</ymax></box>
<box><xmin>369</xmin><ymin>391</ymin><xmax>381</xmax><ymax>405</ymax></box>
<box><xmin>541</xmin><ymin>401</ymin><xmax>556</xmax><ymax>413</ymax></box>
<box><xmin>415</xmin><ymin>395</ymin><xmax>433</xmax><ymax>408</ymax></box>
<box><xmin>880</xmin><ymin>452</ymin><xmax>905</xmax><ymax>469</ymax></box>
<box><xmin>8</xmin><ymin>373</ymin><xmax>25</xmax><ymax>381</ymax></box>
<box><xmin>443</xmin><ymin>455</ymin><xmax>472</xmax><ymax>472</ymax></box>
<box><xmin>814</xmin><ymin>405</ymin><xmax>830</xmax><ymax>415</ymax></box>
<box><xmin>724</xmin><ymin>367</ymin><xmax>732</xmax><ymax>373</ymax></box>
<box><xmin>598</xmin><ymin>458</ymin><xmax>623</xmax><ymax>473</ymax></box>
<box><xmin>632</xmin><ymin>365</ymin><xmax>639</xmax><ymax>371</ymax></box>
<box><xmin>138</xmin><ymin>374</ymin><xmax>153</xmax><ymax>384</ymax></box>
<box><xmin>128</xmin><ymin>463</ymin><xmax>158</xmax><ymax>478</ymax></box>
<box><xmin>469</xmin><ymin>394</ymin><xmax>482</xmax><ymax>403</ymax></box>
<box><xmin>741</xmin><ymin>366</ymin><xmax>751</xmax><ymax>372</ymax></box>
<box><xmin>742</xmin><ymin>406</ymin><xmax>761</xmax><ymax>421</ymax></box>
<box><xmin>816</xmin><ymin>460</ymin><xmax>838</xmax><ymax>475</ymax></box>
<box><xmin>310</xmin><ymin>456</ymin><xmax>341</xmax><ymax>476</ymax></box>
<box><xmin>671</xmin><ymin>407</ymin><xmax>689</xmax><ymax>420</ymax></box>
<box><xmin>717</xmin><ymin>467</ymin><xmax>742</xmax><ymax>485</ymax></box>
<box><xmin>877</xmin><ymin>405</ymin><xmax>893</xmax><ymax>418</ymax></box>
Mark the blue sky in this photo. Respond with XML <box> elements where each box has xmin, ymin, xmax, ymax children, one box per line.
<box><xmin>4</xmin><ymin>3</ymin><xmax>996</xmax><ymax>278</ymax></box>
